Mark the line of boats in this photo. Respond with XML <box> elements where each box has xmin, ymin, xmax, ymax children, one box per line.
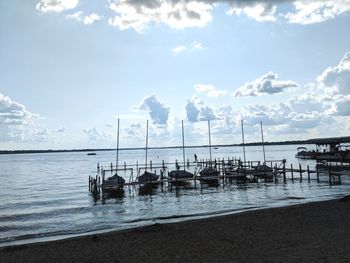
<box><xmin>99</xmin><ymin>119</ymin><xmax>274</xmax><ymax>192</ymax></box>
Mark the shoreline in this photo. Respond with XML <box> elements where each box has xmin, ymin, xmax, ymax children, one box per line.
<box><xmin>1</xmin><ymin>197</ymin><xmax>350</xmax><ymax>262</ymax></box>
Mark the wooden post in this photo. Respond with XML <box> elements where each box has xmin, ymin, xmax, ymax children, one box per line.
<box><xmin>316</xmin><ymin>165</ymin><xmax>320</xmax><ymax>182</ymax></box>
<box><xmin>291</xmin><ymin>163</ymin><xmax>294</xmax><ymax>181</ymax></box>
<box><xmin>150</xmin><ymin>160</ymin><xmax>152</xmax><ymax>170</ymax></box>
<box><xmin>299</xmin><ymin>163</ymin><xmax>302</xmax><ymax>182</ymax></box>
<box><xmin>162</xmin><ymin>160</ymin><xmax>165</xmax><ymax>171</ymax></box>
<box><xmin>124</xmin><ymin>161</ymin><xmax>126</xmax><ymax>171</ymax></box>
<box><xmin>307</xmin><ymin>165</ymin><xmax>310</xmax><ymax>182</ymax></box>
<box><xmin>89</xmin><ymin>176</ymin><xmax>91</xmax><ymax>191</ymax></box>
<box><xmin>110</xmin><ymin>163</ymin><xmax>113</xmax><ymax>173</ymax></box>
<box><xmin>328</xmin><ymin>166</ymin><xmax>332</xmax><ymax>185</ymax></box>
<box><xmin>283</xmin><ymin>162</ymin><xmax>286</xmax><ymax>182</ymax></box>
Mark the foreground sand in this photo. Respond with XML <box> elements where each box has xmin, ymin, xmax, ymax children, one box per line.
<box><xmin>1</xmin><ymin>197</ymin><xmax>350</xmax><ymax>263</ymax></box>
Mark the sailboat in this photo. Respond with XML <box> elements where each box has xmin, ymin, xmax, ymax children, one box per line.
<box><xmin>168</xmin><ymin>120</ymin><xmax>194</xmax><ymax>184</ymax></box>
<box><xmin>199</xmin><ymin>120</ymin><xmax>219</xmax><ymax>182</ymax></box>
<box><xmin>254</xmin><ymin>121</ymin><xmax>273</xmax><ymax>180</ymax></box>
<box><xmin>137</xmin><ymin>120</ymin><xmax>159</xmax><ymax>184</ymax></box>
<box><xmin>102</xmin><ymin>118</ymin><xmax>125</xmax><ymax>191</ymax></box>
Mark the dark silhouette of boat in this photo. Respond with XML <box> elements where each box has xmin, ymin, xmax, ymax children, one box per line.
<box><xmin>102</xmin><ymin>173</ymin><xmax>125</xmax><ymax>191</ymax></box>
<box><xmin>138</xmin><ymin>171</ymin><xmax>159</xmax><ymax>184</ymax></box>
<box><xmin>87</xmin><ymin>152</ymin><xmax>96</xmax><ymax>156</ymax></box>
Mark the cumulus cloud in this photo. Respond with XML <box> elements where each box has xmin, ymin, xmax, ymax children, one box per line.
<box><xmin>133</xmin><ymin>94</ymin><xmax>170</xmax><ymax>125</ymax></box>
<box><xmin>36</xmin><ymin>0</ymin><xmax>79</xmax><ymax>13</ymax></box>
<box><xmin>285</xmin><ymin>0</ymin><xmax>350</xmax><ymax>25</ymax></box>
<box><xmin>172</xmin><ymin>41</ymin><xmax>204</xmax><ymax>53</ymax></box>
<box><xmin>0</xmin><ymin>91</ymin><xmax>58</xmax><ymax>143</ymax></box>
<box><xmin>233</xmin><ymin>72</ymin><xmax>298</xmax><ymax>97</ymax></box>
<box><xmin>227</xmin><ymin>3</ymin><xmax>277</xmax><ymax>22</ymax></box>
<box><xmin>194</xmin><ymin>84</ymin><xmax>228</xmax><ymax>98</ymax></box>
<box><xmin>185</xmin><ymin>96</ymin><xmax>218</xmax><ymax>122</ymax></box>
<box><xmin>318</xmin><ymin>52</ymin><xmax>350</xmax><ymax>95</ymax></box>
<box><xmin>172</xmin><ymin>45</ymin><xmax>187</xmax><ymax>53</ymax></box>
<box><xmin>67</xmin><ymin>11</ymin><xmax>102</xmax><ymax>25</ymax></box>
<box><xmin>83</xmin><ymin>127</ymin><xmax>107</xmax><ymax>141</ymax></box>
<box><xmin>108</xmin><ymin>0</ymin><xmax>213</xmax><ymax>32</ymax></box>
<box><xmin>53</xmin><ymin>127</ymin><xmax>66</xmax><ymax>133</ymax></box>
<box><xmin>37</xmin><ymin>1</ymin><xmax>350</xmax><ymax>30</ymax></box>
<box><xmin>0</xmin><ymin>92</ymin><xmax>36</xmax><ymax>126</ymax></box>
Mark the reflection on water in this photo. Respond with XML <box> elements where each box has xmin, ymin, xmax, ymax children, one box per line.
<box><xmin>0</xmin><ymin>145</ymin><xmax>349</xmax><ymax>247</ymax></box>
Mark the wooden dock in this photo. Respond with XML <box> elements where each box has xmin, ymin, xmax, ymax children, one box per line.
<box><xmin>89</xmin><ymin>157</ymin><xmax>346</xmax><ymax>196</ymax></box>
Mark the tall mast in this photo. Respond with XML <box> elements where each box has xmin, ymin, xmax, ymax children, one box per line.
<box><xmin>145</xmin><ymin>120</ymin><xmax>149</xmax><ymax>171</ymax></box>
<box><xmin>208</xmin><ymin>120</ymin><xmax>212</xmax><ymax>161</ymax></box>
<box><xmin>260</xmin><ymin>121</ymin><xmax>266</xmax><ymax>164</ymax></box>
<box><xmin>116</xmin><ymin>118</ymin><xmax>120</xmax><ymax>173</ymax></box>
<box><xmin>182</xmin><ymin>120</ymin><xmax>186</xmax><ymax>170</ymax></box>
<box><xmin>241</xmin><ymin>120</ymin><xmax>246</xmax><ymax>164</ymax></box>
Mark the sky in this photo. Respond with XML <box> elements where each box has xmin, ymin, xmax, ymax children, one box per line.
<box><xmin>1</xmin><ymin>0</ymin><xmax>350</xmax><ymax>150</ymax></box>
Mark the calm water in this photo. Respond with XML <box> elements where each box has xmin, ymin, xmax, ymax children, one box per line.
<box><xmin>0</xmin><ymin>145</ymin><xmax>349</xmax><ymax>247</ymax></box>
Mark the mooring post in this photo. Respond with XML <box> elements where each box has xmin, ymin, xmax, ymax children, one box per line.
<box><xmin>316</xmin><ymin>165</ymin><xmax>320</xmax><ymax>182</ymax></box>
<box><xmin>291</xmin><ymin>163</ymin><xmax>294</xmax><ymax>181</ymax></box>
<box><xmin>110</xmin><ymin>163</ymin><xmax>113</xmax><ymax>173</ymax></box>
<box><xmin>124</xmin><ymin>161</ymin><xmax>126</xmax><ymax>171</ymax></box>
<box><xmin>150</xmin><ymin>160</ymin><xmax>152</xmax><ymax>170</ymax></box>
<box><xmin>283</xmin><ymin>162</ymin><xmax>286</xmax><ymax>183</ymax></box>
<box><xmin>307</xmin><ymin>165</ymin><xmax>310</xmax><ymax>182</ymax></box>
<box><xmin>97</xmin><ymin>163</ymin><xmax>100</xmax><ymax>173</ymax></box>
<box><xmin>89</xmin><ymin>176</ymin><xmax>91</xmax><ymax>191</ymax></box>
<box><xmin>299</xmin><ymin>163</ymin><xmax>302</xmax><ymax>182</ymax></box>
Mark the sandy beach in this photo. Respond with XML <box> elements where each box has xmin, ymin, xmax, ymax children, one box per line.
<box><xmin>1</xmin><ymin>197</ymin><xmax>350</xmax><ymax>263</ymax></box>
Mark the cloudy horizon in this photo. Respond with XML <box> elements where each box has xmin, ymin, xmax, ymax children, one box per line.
<box><xmin>1</xmin><ymin>0</ymin><xmax>350</xmax><ymax>150</ymax></box>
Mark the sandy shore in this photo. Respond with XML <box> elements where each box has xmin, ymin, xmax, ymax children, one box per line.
<box><xmin>1</xmin><ymin>197</ymin><xmax>350</xmax><ymax>263</ymax></box>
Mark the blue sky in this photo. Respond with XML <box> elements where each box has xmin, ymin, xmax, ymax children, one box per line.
<box><xmin>1</xmin><ymin>0</ymin><xmax>350</xmax><ymax>150</ymax></box>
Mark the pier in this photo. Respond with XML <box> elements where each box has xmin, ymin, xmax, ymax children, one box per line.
<box><xmin>89</xmin><ymin>157</ymin><xmax>345</xmax><ymax>196</ymax></box>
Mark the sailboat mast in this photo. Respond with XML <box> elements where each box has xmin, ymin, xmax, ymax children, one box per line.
<box><xmin>208</xmin><ymin>120</ymin><xmax>212</xmax><ymax>161</ymax></box>
<box><xmin>116</xmin><ymin>118</ymin><xmax>120</xmax><ymax>172</ymax></box>
<box><xmin>241</xmin><ymin>120</ymin><xmax>246</xmax><ymax>164</ymax></box>
<box><xmin>260</xmin><ymin>121</ymin><xmax>266</xmax><ymax>164</ymax></box>
<box><xmin>145</xmin><ymin>120</ymin><xmax>149</xmax><ymax>171</ymax></box>
<box><xmin>182</xmin><ymin>120</ymin><xmax>186</xmax><ymax>170</ymax></box>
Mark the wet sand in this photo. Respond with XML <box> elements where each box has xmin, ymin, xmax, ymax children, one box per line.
<box><xmin>1</xmin><ymin>197</ymin><xmax>350</xmax><ymax>263</ymax></box>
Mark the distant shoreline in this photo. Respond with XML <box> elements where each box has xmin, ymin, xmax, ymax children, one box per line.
<box><xmin>1</xmin><ymin>136</ymin><xmax>349</xmax><ymax>155</ymax></box>
<box><xmin>0</xmin><ymin>140</ymin><xmax>306</xmax><ymax>155</ymax></box>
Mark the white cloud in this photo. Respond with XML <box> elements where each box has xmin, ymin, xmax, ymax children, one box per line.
<box><xmin>108</xmin><ymin>0</ymin><xmax>213</xmax><ymax>32</ymax></box>
<box><xmin>233</xmin><ymin>72</ymin><xmax>298</xmax><ymax>97</ymax></box>
<box><xmin>37</xmin><ymin>1</ymin><xmax>350</xmax><ymax>29</ymax></box>
<box><xmin>133</xmin><ymin>94</ymin><xmax>170</xmax><ymax>125</ymax></box>
<box><xmin>83</xmin><ymin>13</ymin><xmax>102</xmax><ymax>25</ymax></box>
<box><xmin>83</xmin><ymin>127</ymin><xmax>107</xmax><ymax>141</ymax></box>
<box><xmin>185</xmin><ymin>96</ymin><xmax>218</xmax><ymax>122</ymax></box>
<box><xmin>67</xmin><ymin>11</ymin><xmax>102</xmax><ymax>25</ymax></box>
<box><xmin>317</xmin><ymin>52</ymin><xmax>350</xmax><ymax>95</ymax></box>
<box><xmin>36</xmin><ymin>0</ymin><xmax>79</xmax><ymax>13</ymax></box>
<box><xmin>172</xmin><ymin>41</ymin><xmax>205</xmax><ymax>53</ymax></box>
<box><xmin>0</xmin><ymin>92</ymin><xmax>36</xmax><ymax>126</ymax></box>
<box><xmin>53</xmin><ymin>127</ymin><xmax>66</xmax><ymax>133</ymax></box>
<box><xmin>194</xmin><ymin>84</ymin><xmax>228</xmax><ymax>98</ymax></box>
<box><xmin>285</xmin><ymin>0</ymin><xmax>350</xmax><ymax>25</ymax></box>
<box><xmin>227</xmin><ymin>3</ymin><xmax>277</xmax><ymax>22</ymax></box>
<box><xmin>172</xmin><ymin>45</ymin><xmax>187</xmax><ymax>53</ymax></box>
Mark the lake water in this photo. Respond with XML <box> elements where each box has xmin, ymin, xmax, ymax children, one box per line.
<box><xmin>0</xmin><ymin>145</ymin><xmax>349</xmax><ymax>247</ymax></box>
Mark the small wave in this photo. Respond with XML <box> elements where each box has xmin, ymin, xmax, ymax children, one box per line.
<box><xmin>278</xmin><ymin>196</ymin><xmax>306</xmax><ymax>200</ymax></box>
<box><xmin>124</xmin><ymin>206</ymin><xmax>263</xmax><ymax>224</ymax></box>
